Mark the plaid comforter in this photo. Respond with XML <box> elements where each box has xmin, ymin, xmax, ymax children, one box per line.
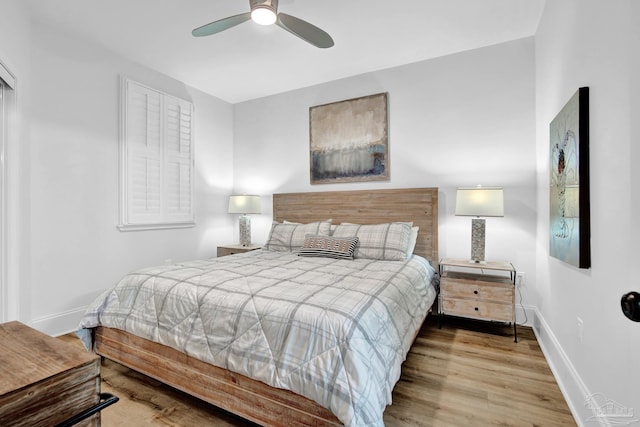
<box><xmin>79</xmin><ymin>250</ymin><xmax>437</xmax><ymax>427</ymax></box>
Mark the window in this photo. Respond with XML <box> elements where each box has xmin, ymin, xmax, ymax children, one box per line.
<box><xmin>119</xmin><ymin>77</ymin><xmax>195</xmax><ymax>230</ymax></box>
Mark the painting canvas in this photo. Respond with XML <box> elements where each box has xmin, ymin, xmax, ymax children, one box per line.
<box><xmin>309</xmin><ymin>93</ymin><xmax>389</xmax><ymax>184</ymax></box>
<box><xmin>549</xmin><ymin>87</ymin><xmax>590</xmax><ymax>269</ymax></box>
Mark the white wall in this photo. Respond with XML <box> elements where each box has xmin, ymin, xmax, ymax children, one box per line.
<box><xmin>233</xmin><ymin>38</ymin><xmax>538</xmax><ymax>322</ymax></box>
<box><xmin>0</xmin><ymin>1</ymin><xmax>32</xmax><ymax>323</ymax></box>
<box><xmin>0</xmin><ymin>8</ymin><xmax>236</xmax><ymax>334</ymax></box>
<box><xmin>535</xmin><ymin>0</ymin><xmax>640</xmax><ymax>424</ymax></box>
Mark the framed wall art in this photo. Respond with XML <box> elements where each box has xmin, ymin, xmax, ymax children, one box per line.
<box><xmin>549</xmin><ymin>87</ymin><xmax>590</xmax><ymax>269</ymax></box>
<box><xmin>309</xmin><ymin>92</ymin><xmax>389</xmax><ymax>184</ymax></box>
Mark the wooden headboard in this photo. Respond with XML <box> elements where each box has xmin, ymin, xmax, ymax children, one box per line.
<box><xmin>273</xmin><ymin>187</ymin><xmax>438</xmax><ymax>265</ymax></box>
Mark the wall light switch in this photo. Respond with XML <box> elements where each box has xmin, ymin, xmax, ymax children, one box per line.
<box><xmin>516</xmin><ymin>272</ymin><xmax>525</xmax><ymax>286</ymax></box>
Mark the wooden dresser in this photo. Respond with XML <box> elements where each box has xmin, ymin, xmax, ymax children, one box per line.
<box><xmin>439</xmin><ymin>258</ymin><xmax>517</xmax><ymax>342</ymax></box>
<box><xmin>0</xmin><ymin>321</ymin><xmax>102</xmax><ymax>426</ymax></box>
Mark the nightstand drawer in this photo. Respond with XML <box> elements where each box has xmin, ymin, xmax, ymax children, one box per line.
<box><xmin>217</xmin><ymin>247</ymin><xmax>243</xmax><ymax>257</ymax></box>
<box><xmin>217</xmin><ymin>244</ymin><xmax>261</xmax><ymax>257</ymax></box>
<box><xmin>441</xmin><ymin>273</ymin><xmax>513</xmax><ymax>304</ymax></box>
<box><xmin>441</xmin><ymin>298</ymin><xmax>513</xmax><ymax>322</ymax></box>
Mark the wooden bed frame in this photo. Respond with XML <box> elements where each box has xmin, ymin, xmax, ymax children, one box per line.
<box><xmin>94</xmin><ymin>187</ymin><xmax>439</xmax><ymax>427</ymax></box>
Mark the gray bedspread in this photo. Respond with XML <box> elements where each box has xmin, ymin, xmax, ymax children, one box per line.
<box><xmin>79</xmin><ymin>249</ymin><xmax>437</xmax><ymax>426</ymax></box>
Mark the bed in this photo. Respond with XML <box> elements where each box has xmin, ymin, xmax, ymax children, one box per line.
<box><xmin>78</xmin><ymin>187</ymin><xmax>439</xmax><ymax>427</ymax></box>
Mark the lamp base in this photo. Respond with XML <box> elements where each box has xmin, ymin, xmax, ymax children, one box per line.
<box><xmin>470</xmin><ymin>218</ymin><xmax>486</xmax><ymax>263</ymax></box>
<box><xmin>238</xmin><ymin>214</ymin><xmax>252</xmax><ymax>246</ymax></box>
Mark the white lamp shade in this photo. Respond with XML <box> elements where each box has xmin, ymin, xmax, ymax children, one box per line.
<box><xmin>228</xmin><ymin>195</ymin><xmax>262</xmax><ymax>214</ymax></box>
<box><xmin>455</xmin><ymin>187</ymin><xmax>504</xmax><ymax>217</ymax></box>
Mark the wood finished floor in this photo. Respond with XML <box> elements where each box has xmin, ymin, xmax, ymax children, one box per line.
<box><xmin>60</xmin><ymin>317</ymin><xmax>576</xmax><ymax>426</ymax></box>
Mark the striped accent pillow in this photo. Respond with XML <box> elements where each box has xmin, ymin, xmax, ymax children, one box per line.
<box><xmin>332</xmin><ymin>222</ymin><xmax>412</xmax><ymax>261</ymax></box>
<box><xmin>298</xmin><ymin>235</ymin><xmax>359</xmax><ymax>260</ymax></box>
<box><xmin>264</xmin><ymin>221</ymin><xmax>332</xmax><ymax>252</ymax></box>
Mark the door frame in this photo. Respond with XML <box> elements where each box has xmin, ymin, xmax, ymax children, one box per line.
<box><xmin>0</xmin><ymin>59</ymin><xmax>16</xmax><ymax>322</ymax></box>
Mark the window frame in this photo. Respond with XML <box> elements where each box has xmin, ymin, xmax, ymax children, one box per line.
<box><xmin>118</xmin><ymin>76</ymin><xmax>195</xmax><ymax>231</ymax></box>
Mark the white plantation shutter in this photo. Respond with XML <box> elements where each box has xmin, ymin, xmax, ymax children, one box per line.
<box><xmin>119</xmin><ymin>78</ymin><xmax>195</xmax><ymax>230</ymax></box>
<box><xmin>165</xmin><ymin>97</ymin><xmax>193</xmax><ymax>220</ymax></box>
<box><xmin>127</xmin><ymin>83</ymin><xmax>162</xmax><ymax>224</ymax></box>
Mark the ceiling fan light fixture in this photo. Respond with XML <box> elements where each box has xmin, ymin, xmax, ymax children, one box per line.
<box><xmin>251</xmin><ymin>7</ymin><xmax>277</xmax><ymax>25</ymax></box>
<box><xmin>194</xmin><ymin>0</ymin><xmax>333</xmax><ymax>48</ymax></box>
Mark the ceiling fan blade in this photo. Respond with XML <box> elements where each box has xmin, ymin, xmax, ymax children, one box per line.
<box><xmin>192</xmin><ymin>13</ymin><xmax>252</xmax><ymax>37</ymax></box>
<box><xmin>276</xmin><ymin>13</ymin><xmax>334</xmax><ymax>48</ymax></box>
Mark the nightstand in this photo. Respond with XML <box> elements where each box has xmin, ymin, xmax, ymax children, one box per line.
<box><xmin>439</xmin><ymin>257</ymin><xmax>517</xmax><ymax>342</ymax></box>
<box><xmin>217</xmin><ymin>244</ymin><xmax>262</xmax><ymax>257</ymax></box>
<box><xmin>0</xmin><ymin>321</ymin><xmax>118</xmax><ymax>426</ymax></box>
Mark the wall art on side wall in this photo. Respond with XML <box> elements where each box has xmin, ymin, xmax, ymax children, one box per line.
<box><xmin>309</xmin><ymin>92</ymin><xmax>389</xmax><ymax>184</ymax></box>
<box><xmin>549</xmin><ymin>87</ymin><xmax>590</xmax><ymax>269</ymax></box>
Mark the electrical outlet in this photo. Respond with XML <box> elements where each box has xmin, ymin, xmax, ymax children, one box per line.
<box><xmin>577</xmin><ymin>317</ymin><xmax>584</xmax><ymax>343</ymax></box>
<box><xmin>516</xmin><ymin>272</ymin><xmax>525</xmax><ymax>286</ymax></box>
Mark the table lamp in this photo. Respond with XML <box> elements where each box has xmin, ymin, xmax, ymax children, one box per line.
<box><xmin>228</xmin><ymin>195</ymin><xmax>262</xmax><ymax>246</ymax></box>
<box><xmin>455</xmin><ymin>186</ymin><xmax>504</xmax><ymax>263</ymax></box>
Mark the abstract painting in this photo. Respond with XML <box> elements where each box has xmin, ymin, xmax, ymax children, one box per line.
<box><xmin>549</xmin><ymin>87</ymin><xmax>590</xmax><ymax>269</ymax></box>
<box><xmin>309</xmin><ymin>93</ymin><xmax>389</xmax><ymax>184</ymax></box>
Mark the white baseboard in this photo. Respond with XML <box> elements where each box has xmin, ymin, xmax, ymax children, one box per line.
<box><xmin>516</xmin><ymin>303</ymin><xmax>536</xmax><ymax>327</ymax></box>
<box><xmin>533</xmin><ymin>309</ymin><xmax>611</xmax><ymax>427</ymax></box>
<box><xmin>28</xmin><ymin>307</ymin><xmax>87</xmax><ymax>337</ymax></box>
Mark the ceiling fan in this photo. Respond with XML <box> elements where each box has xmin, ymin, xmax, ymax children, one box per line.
<box><xmin>192</xmin><ymin>0</ymin><xmax>334</xmax><ymax>49</ymax></box>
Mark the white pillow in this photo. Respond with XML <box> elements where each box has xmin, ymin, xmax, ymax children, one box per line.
<box><xmin>264</xmin><ymin>221</ymin><xmax>332</xmax><ymax>252</ymax></box>
<box><xmin>340</xmin><ymin>222</ymin><xmax>418</xmax><ymax>254</ymax></box>
<box><xmin>332</xmin><ymin>222</ymin><xmax>412</xmax><ymax>261</ymax></box>
<box><xmin>407</xmin><ymin>226</ymin><xmax>419</xmax><ymax>255</ymax></box>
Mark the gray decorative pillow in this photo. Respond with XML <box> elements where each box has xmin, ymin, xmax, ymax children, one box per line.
<box><xmin>298</xmin><ymin>235</ymin><xmax>359</xmax><ymax>260</ymax></box>
<box><xmin>264</xmin><ymin>221</ymin><xmax>332</xmax><ymax>252</ymax></box>
<box><xmin>332</xmin><ymin>222</ymin><xmax>412</xmax><ymax>261</ymax></box>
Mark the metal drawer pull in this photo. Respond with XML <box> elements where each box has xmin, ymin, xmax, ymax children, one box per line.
<box><xmin>473</xmin><ymin>290</ymin><xmax>478</xmax><ymax>294</ymax></box>
<box><xmin>55</xmin><ymin>393</ymin><xmax>119</xmax><ymax>427</ymax></box>
<box><xmin>474</xmin><ymin>307</ymin><xmax>479</xmax><ymax>311</ymax></box>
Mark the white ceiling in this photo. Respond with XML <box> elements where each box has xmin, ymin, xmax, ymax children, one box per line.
<box><xmin>25</xmin><ymin>0</ymin><xmax>545</xmax><ymax>104</ymax></box>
